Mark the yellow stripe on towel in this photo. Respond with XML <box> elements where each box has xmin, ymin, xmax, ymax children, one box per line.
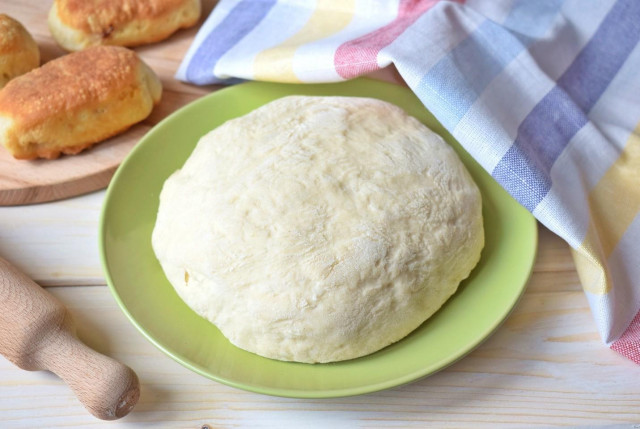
<box><xmin>574</xmin><ymin>124</ymin><xmax>640</xmax><ymax>295</ymax></box>
<box><xmin>253</xmin><ymin>0</ymin><xmax>356</xmax><ymax>82</ymax></box>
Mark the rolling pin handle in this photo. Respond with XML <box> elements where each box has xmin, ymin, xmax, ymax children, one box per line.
<box><xmin>0</xmin><ymin>256</ymin><xmax>140</xmax><ymax>420</ymax></box>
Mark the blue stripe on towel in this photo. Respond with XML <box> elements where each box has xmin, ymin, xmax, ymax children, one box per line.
<box><xmin>186</xmin><ymin>0</ymin><xmax>278</xmax><ymax>85</ymax></box>
<box><xmin>492</xmin><ymin>0</ymin><xmax>640</xmax><ymax>211</ymax></box>
<box><xmin>416</xmin><ymin>0</ymin><xmax>563</xmax><ymax>130</ymax></box>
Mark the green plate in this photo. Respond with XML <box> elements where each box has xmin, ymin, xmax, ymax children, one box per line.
<box><xmin>100</xmin><ymin>78</ymin><xmax>537</xmax><ymax>398</ymax></box>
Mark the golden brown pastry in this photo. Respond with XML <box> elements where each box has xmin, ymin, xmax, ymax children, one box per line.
<box><xmin>0</xmin><ymin>14</ymin><xmax>40</xmax><ymax>88</ymax></box>
<box><xmin>0</xmin><ymin>46</ymin><xmax>162</xmax><ymax>160</ymax></box>
<box><xmin>48</xmin><ymin>0</ymin><xmax>201</xmax><ymax>51</ymax></box>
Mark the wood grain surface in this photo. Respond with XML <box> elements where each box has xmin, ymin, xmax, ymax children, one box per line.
<box><xmin>0</xmin><ymin>0</ymin><xmax>218</xmax><ymax>206</ymax></box>
<box><xmin>1</xmin><ymin>191</ymin><xmax>640</xmax><ymax>427</ymax></box>
<box><xmin>2</xmin><ymin>191</ymin><xmax>640</xmax><ymax>427</ymax></box>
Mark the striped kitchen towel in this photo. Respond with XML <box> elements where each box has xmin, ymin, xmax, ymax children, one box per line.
<box><xmin>177</xmin><ymin>0</ymin><xmax>640</xmax><ymax>363</ymax></box>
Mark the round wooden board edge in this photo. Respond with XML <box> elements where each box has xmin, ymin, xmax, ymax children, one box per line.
<box><xmin>0</xmin><ymin>165</ymin><xmax>117</xmax><ymax>206</ymax></box>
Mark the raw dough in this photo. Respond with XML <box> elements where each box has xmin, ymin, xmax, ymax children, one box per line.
<box><xmin>152</xmin><ymin>96</ymin><xmax>484</xmax><ymax>363</ymax></box>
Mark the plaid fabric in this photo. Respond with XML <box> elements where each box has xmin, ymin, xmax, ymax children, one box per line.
<box><xmin>177</xmin><ymin>0</ymin><xmax>640</xmax><ymax>363</ymax></box>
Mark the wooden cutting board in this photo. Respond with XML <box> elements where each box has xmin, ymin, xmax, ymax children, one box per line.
<box><xmin>0</xmin><ymin>1</ymin><xmax>218</xmax><ymax>206</ymax></box>
<box><xmin>0</xmin><ymin>127</ymin><xmax>147</xmax><ymax>206</ymax></box>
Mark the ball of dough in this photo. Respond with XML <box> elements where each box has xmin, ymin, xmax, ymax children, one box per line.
<box><xmin>152</xmin><ymin>96</ymin><xmax>484</xmax><ymax>363</ymax></box>
<box><xmin>0</xmin><ymin>14</ymin><xmax>40</xmax><ymax>88</ymax></box>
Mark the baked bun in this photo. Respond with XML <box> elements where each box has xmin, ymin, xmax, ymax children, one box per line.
<box><xmin>0</xmin><ymin>14</ymin><xmax>40</xmax><ymax>88</ymax></box>
<box><xmin>0</xmin><ymin>46</ymin><xmax>162</xmax><ymax>160</ymax></box>
<box><xmin>49</xmin><ymin>0</ymin><xmax>201</xmax><ymax>51</ymax></box>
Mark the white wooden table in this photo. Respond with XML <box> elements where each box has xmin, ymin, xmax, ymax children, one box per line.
<box><xmin>2</xmin><ymin>191</ymin><xmax>640</xmax><ymax>428</ymax></box>
<box><xmin>2</xmin><ymin>1</ymin><xmax>640</xmax><ymax>427</ymax></box>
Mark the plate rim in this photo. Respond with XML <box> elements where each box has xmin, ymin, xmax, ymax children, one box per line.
<box><xmin>99</xmin><ymin>78</ymin><xmax>538</xmax><ymax>398</ymax></box>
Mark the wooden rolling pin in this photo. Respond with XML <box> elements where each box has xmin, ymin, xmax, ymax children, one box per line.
<box><xmin>0</xmin><ymin>256</ymin><xmax>139</xmax><ymax>420</ymax></box>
